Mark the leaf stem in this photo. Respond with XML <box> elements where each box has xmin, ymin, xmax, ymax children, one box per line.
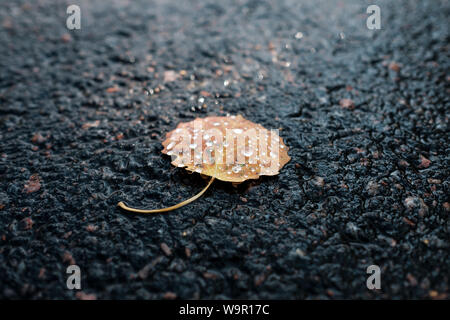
<box><xmin>117</xmin><ymin>177</ymin><xmax>215</xmax><ymax>214</ymax></box>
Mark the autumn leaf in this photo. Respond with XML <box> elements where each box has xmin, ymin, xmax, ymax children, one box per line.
<box><xmin>118</xmin><ymin>115</ymin><xmax>290</xmax><ymax>213</ymax></box>
<box><xmin>162</xmin><ymin>114</ymin><xmax>290</xmax><ymax>182</ymax></box>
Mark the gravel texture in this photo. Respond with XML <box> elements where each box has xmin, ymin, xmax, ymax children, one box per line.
<box><xmin>0</xmin><ymin>0</ymin><xmax>448</xmax><ymax>299</ymax></box>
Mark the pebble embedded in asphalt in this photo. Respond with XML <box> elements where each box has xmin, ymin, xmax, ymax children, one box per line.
<box><xmin>0</xmin><ymin>0</ymin><xmax>448</xmax><ymax>299</ymax></box>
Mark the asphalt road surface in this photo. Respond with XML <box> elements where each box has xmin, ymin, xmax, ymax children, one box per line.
<box><xmin>0</xmin><ymin>0</ymin><xmax>448</xmax><ymax>299</ymax></box>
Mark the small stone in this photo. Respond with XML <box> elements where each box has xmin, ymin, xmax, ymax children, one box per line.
<box><xmin>346</xmin><ymin>222</ymin><xmax>359</xmax><ymax>236</ymax></box>
<box><xmin>31</xmin><ymin>133</ymin><xmax>46</xmax><ymax>144</ymax></box>
<box><xmin>294</xmin><ymin>32</ymin><xmax>303</xmax><ymax>39</ymax></box>
<box><xmin>185</xmin><ymin>247</ymin><xmax>191</xmax><ymax>258</ymax></box>
<box><xmin>160</xmin><ymin>242</ymin><xmax>172</xmax><ymax>256</ymax></box>
<box><xmin>163</xmin><ymin>292</ymin><xmax>177</xmax><ymax>299</ymax></box>
<box><xmin>404</xmin><ymin>196</ymin><xmax>428</xmax><ymax>216</ymax></box>
<box><xmin>61</xmin><ymin>33</ymin><xmax>72</xmax><ymax>43</ymax></box>
<box><xmin>20</xmin><ymin>217</ymin><xmax>34</xmax><ymax>230</ymax></box>
<box><xmin>38</xmin><ymin>268</ymin><xmax>46</xmax><ymax>279</ymax></box>
<box><xmin>403</xmin><ymin>217</ymin><xmax>415</xmax><ymax>227</ymax></box>
<box><xmin>254</xmin><ymin>273</ymin><xmax>266</xmax><ymax>287</ymax></box>
<box><xmin>406</xmin><ymin>273</ymin><xmax>418</xmax><ymax>286</ymax></box>
<box><xmin>339</xmin><ymin>98</ymin><xmax>355</xmax><ymax>109</ymax></box>
<box><xmin>366</xmin><ymin>180</ymin><xmax>379</xmax><ymax>196</ymax></box>
<box><xmin>75</xmin><ymin>292</ymin><xmax>97</xmax><ymax>300</ymax></box>
<box><xmin>163</xmin><ymin>70</ymin><xmax>178</xmax><ymax>82</ymax></box>
<box><xmin>86</xmin><ymin>224</ymin><xmax>98</xmax><ymax>232</ymax></box>
<box><xmin>23</xmin><ymin>174</ymin><xmax>41</xmax><ymax>193</ymax></box>
<box><xmin>418</xmin><ymin>155</ymin><xmax>431</xmax><ymax>168</ymax></box>
<box><xmin>313</xmin><ymin>176</ymin><xmax>325</xmax><ymax>187</ymax></box>
<box><xmin>106</xmin><ymin>87</ymin><xmax>119</xmax><ymax>93</ymax></box>
<box><xmin>138</xmin><ymin>265</ymin><xmax>152</xmax><ymax>280</ymax></box>
<box><xmin>62</xmin><ymin>251</ymin><xmax>76</xmax><ymax>265</ymax></box>
<box><xmin>203</xmin><ymin>272</ymin><xmax>218</xmax><ymax>280</ymax></box>
<box><xmin>82</xmin><ymin>120</ymin><xmax>100</xmax><ymax>129</ymax></box>
<box><xmin>388</xmin><ymin>61</ymin><xmax>401</xmax><ymax>72</ymax></box>
<box><xmin>398</xmin><ymin>160</ymin><xmax>410</xmax><ymax>167</ymax></box>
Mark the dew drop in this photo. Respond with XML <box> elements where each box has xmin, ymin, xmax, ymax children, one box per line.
<box><xmin>242</xmin><ymin>149</ymin><xmax>253</xmax><ymax>157</ymax></box>
<box><xmin>232</xmin><ymin>165</ymin><xmax>242</xmax><ymax>173</ymax></box>
<box><xmin>167</xmin><ymin>142</ymin><xmax>176</xmax><ymax>150</ymax></box>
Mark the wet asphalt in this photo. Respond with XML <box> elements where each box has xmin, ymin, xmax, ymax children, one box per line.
<box><xmin>0</xmin><ymin>0</ymin><xmax>448</xmax><ymax>299</ymax></box>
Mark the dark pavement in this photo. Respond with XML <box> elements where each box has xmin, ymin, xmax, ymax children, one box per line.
<box><xmin>0</xmin><ymin>0</ymin><xmax>448</xmax><ymax>299</ymax></box>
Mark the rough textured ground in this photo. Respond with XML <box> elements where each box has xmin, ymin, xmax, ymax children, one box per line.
<box><xmin>0</xmin><ymin>0</ymin><xmax>448</xmax><ymax>299</ymax></box>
